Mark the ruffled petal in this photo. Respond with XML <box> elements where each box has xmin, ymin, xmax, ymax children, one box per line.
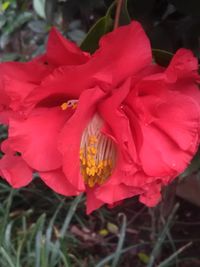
<box><xmin>39</xmin><ymin>169</ymin><xmax>80</xmax><ymax>196</ymax></box>
<box><xmin>9</xmin><ymin>107</ymin><xmax>72</xmax><ymax>171</ymax></box>
<box><xmin>169</xmin><ymin>78</ymin><xmax>200</xmax><ymax>108</ymax></box>
<box><xmin>3</xmin><ymin>78</ymin><xmax>36</xmax><ymax>111</ymax></box>
<box><xmin>0</xmin><ymin>154</ymin><xmax>33</xmax><ymax>188</ymax></box>
<box><xmin>23</xmin><ymin>21</ymin><xmax>151</xmax><ymax>109</ymax></box>
<box><xmin>98</xmin><ymin>79</ymin><xmax>138</xmax><ymax>165</ymax></box>
<box><xmin>139</xmin><ymin>90</ymin><xmax>200</xmax><ymax>177</ymax></box>
<box><xmin>96</xmin><ymin>182</ymin><xmax>142</xmax><ymax>204</ymax></box>
<box><xmin>47</xmin><ymin>27</ymin><xmax>90</xmax><ymax>66</ymax></box>
<box><xmin>58</xmin><ymin>87</ymin><xmax>106</xmax><ymax>191</ymax></box>
<box><xmin>0</xmin><ymin>57</ymin><xmax>52</xmax><ymax>84</ymax></box>
<box><xmin>0</xmin><ymin>56</ymin><xmax>53</xmax><ymax>111</ymax></box>
<box><xmin>139</xmin><ymin>182</ymin><xmax>162</xmax><ymax>207</ymax></box>
<box><xmin>93</xmin><ymin>21</ymin><xmax>152</xmax><ymax>85</ymax></box>
<box><xmin>166</xmin><ymin>48</ymin><xmax>199</xmax><ymax>81</ymax></box>
<box><xmin>23</xmin><ymin>63</ymin><xmax>111</xmax><ymax>111</ymax></box>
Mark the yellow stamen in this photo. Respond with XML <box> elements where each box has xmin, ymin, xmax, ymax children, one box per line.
<box><xmin>61</xmin><ymin>102</ymin><xmax>68</xmax><ymax>110</ymax></box>
<box><xmin>80</xmin><ymin>114</ymin><xmax>116</xmax><ymax>188</ymax></box>
<box><xmin>60</xmin><ymin>100</ymin><xmax>78</xmax><ymax>110</ymax></box>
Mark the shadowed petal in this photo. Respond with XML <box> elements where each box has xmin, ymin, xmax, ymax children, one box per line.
<box><xmin>39</xmin><ymin>169</ymin><xmax>80</xmax><ymax>196</ymax></box>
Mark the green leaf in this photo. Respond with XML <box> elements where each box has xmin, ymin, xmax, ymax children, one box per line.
<box><xmin>152</xmin><ymin>49</ymin><xmax>173</xmax><ymax>67</ymax></box>
<box><xmin>3</xmin><ymin>12</ymin><xmax>33</xmax><ymax>35</ymax></box>
<box><xmin>80</xmin><ymin>16</ymin><xmax>113</xmax><ymax>53</ymax></box>
<box><xmin>180</xmin><ymin>153</ymin><xmax>200</xmax><ymax>179</ymax></box>
<box><xmin>33</xmin><ymin>0</ymin><xmax>46</xmax><ymax>19</ymax></box>
<box><xmin>0</xmin><ymin>53</ymin><xmax>19</xmax><ymax>62</ymax></box>
<box><xmin>80</xmin><ymin>0</ymin><xmax>131</xmax><ymax>53</ymax></box>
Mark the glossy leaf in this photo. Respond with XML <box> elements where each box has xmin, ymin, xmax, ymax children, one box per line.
<box><xmin>80</xmin><ymin>16</ymin><xmax>112</xmax><ymax>53</ymax></box>
<box><xmin>33</xmin><ymin>0</ymin><xmax>46</xmax><ymax>19</ymax></box>
<box><xmin>180</xmin><ymin>153</ymin><xmax>200</xmax><ymax>179</ymax></box>
<box><xmin>152</xmin><ymin>48</ymin><xmax>173</xmax><ymax>67</ymax></box>
<box><xmin>80</xmin><ymin>0</ymin><xmax>131</xmax><ymax>53</ymax></box>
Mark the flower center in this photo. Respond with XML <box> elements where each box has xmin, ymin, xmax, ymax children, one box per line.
<box><xmin>80</xmin><ymin>114</ymin><xmax>116</xmax><ymax>188</ymax></box>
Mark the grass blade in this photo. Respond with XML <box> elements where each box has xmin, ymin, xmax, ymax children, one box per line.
<box><xmin>158</xmin><ymin>242</ymin><xmax>192</xmax><ymax>267</ymax></box>
<box><xmin>147</xmin><ymin>203</ymin><xmax>179</xmax><ymax>267</ymax></box>
<box><xmin>0</xmin><ymin>247</ymin><xmax>15</xmax><ymax>267</ymax></box>
<box><xmin>111</xmin><ymin>213</ymin><xmax>127</xmax><ymax>267</ymax></box>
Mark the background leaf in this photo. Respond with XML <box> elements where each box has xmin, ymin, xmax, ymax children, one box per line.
<box><xmin>33</xmin><ymin>0</ymin><xmax>46</xmax><ymax>19</ymax></box>
<box><xmin>80</xmin><ymin>0</ymin><xmax>130</xmax><ymax>53</ymax></box>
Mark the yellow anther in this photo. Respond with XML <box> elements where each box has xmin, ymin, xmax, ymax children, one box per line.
<box><xmin>61</xmin><ymin>102</ymin><xmax>68</xmax><ymax>110</ymax></box>
<box><xmin>79</xmin><ymin>116</ymin><xmax>116</xmax><ymax>188</ymax></box>
<box><xmin>72</xmin><ymin>103</ymin><xmax>77</xmax><ymax>109</ymax></box>
<box><xmin>90</xmin><ymin>147</ymin><xmax>97</xmax><ymax>154</ymax></box>
<box><xmin>89</xmin><ymin>135</ymin><xmax>98</xmax><ymax>144</ymax></box>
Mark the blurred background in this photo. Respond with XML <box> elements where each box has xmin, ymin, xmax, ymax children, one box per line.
<box><xmin>0</xmin><ymin>0</ymin><xmax>200</xmax><ymax>266</ymax></box>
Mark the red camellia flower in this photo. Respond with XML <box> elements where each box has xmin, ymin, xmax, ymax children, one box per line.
<box><xmin>0</xmin><ymin>21</ymin><xmax>200</xmax><ymax>213</ymax></box>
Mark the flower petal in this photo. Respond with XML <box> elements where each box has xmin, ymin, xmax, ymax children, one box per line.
<box><xmin>23</xmin><ymin>21</ymin><xmax>151</xmax><ymax>109</ymax></box>
<box><xmin>58</xmin><ymin>87</ymin><xmax>106</xmax><ymax>191</ymax></box>
<box><xmin>47</xmin><ymin>27</ymin><xmax>90</xmax><ymax>66</ymax></box>
<box><xmin>86</xmin><ymin>187</ymin><xmax>104</xmax><ymax>214</ymax></box>
<box><xmin>3</xmin><ymin>78</ymin><xmax>36</xmax><ymax>111</ymax></box>
<box><xmin>23</xmin><ymin>63</ymin><xmax>111</xmax><ymax>111</ymax></box>
<box><xmin>0</xmin><ymin>56</ymin><xmax>52</xmax><ymax>84</ymax></box>
<box><xmin>139</xmin><ymin>91</ymin><xmax>200</xmax><ymax>177</ymax></box>
<box><xmin>93</xmin><ymin>21</ymin><xmax>152</xmax><ymax>84</ymax></box>
<box><xmin>166</xmin><ymin>48</ymin><xmax>198</xmax><ymax>81</ymax></box>
<box><xmin>98</xmin><ymin>79</ymin><xmax>138</xmax><ymax>164</ymax></box>
<box><xmin>139</xmin><ymin>182</ymin><xmax>162</xmax><ymax>207</ymax></box>
<box><xmin>9</xmin><ymin>107</ymin><xmax>72</xmax><ymax>171</ymax></box>
<box><xmin>96</xmin><ymin>182</ymin><xmax>142</xmax><ymax>204</ymax></box>
<box><xmin>39</xmin><ymin>169</ymin><xmax>80</xmax><ymax>196</ymax></box>
<box><xmin>0</xmin><ymin>154</ymin><xmax>33</xmax><ymax>188</ymax></box>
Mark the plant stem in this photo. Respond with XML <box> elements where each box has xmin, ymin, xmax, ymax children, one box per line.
<box><xmin>114</xmin><ymin>0</ymin><xmax>124</xmax><ymax>29</ymax></box>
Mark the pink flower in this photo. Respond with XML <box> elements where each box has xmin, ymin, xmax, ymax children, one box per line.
<box><xmin>0</xmin><ymin>21</ymin><xmax>200</xmax><ymax>214</ymax></box>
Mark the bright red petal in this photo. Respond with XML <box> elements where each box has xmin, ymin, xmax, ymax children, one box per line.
<box><xmin>166</xmin><ymin>48</ymin><xmax>198</xmax><ymax>81</ymax></box>
<box><xmin>96</xmin><ymin>182</ymin><xmax>142</xmax><ymax>204</ymax></box>
<box><xmin>9</xmin><ymin>107</ymin><xmax>72</xmax><ymax>171</ymax></box>
<box><xmin>47</xmin><ymin>27</ymin><xmax>90</xmax><ymax>66</ymax></box>
<box><xmin>23</xmin><ymin>21</ymin><xmax>151</xmax><ymax>110</ymax></box>
<box><xmin>39</xmin><ymin>169</ymin><xmax>80</xmax><ymax>196</ymax></box>
<box><xmin>86</xmin><ymin>187</ymin><xmax>104</xmax><ymax>214</ymax></box>
<box><xmin>58</xmin><ymin>87</ymin><xmax>106</xmax><ymax>191</ymax></box>
<box><xmin>0</xmin><ymin>154</ymin><xmax>33</xmax><ymax>188</ymax></box>
<box><xmin>0</xmin><ymin>57</ymin><xmax>52</xmax><ymax>84</ymax></box>
<box><xmin>99</xmin><ymin>79</ymin><xmax>138</xmax><ymax>164</ymax></box>
<box><xmin>139</xmin><ymin>182</ymin><xmax>162</xmax><ymax>207</ymax></box>
<box><xmin>139</xmin><ymin>91</ymin><xmax>200</xmax><ymax>177</ymax></box>
<box><xmin>93</xmin><ymin>21</ymin><xmax>152</xmax><ymax>85</ymax></box>
<box><xmin>3</xmin><ymin>78</ymin><xmax>36</xmax><ymax>111</ymax></box>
